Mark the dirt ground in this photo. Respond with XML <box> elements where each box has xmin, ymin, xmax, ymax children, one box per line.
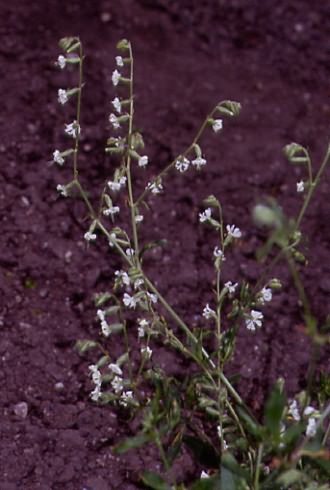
<box><xmin>1</xmin><ymin>0</ymin><xmax>330</xmax><ymax>488</ymax></box>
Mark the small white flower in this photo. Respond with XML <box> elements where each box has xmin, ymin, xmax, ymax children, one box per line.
<box><xmin>203</xmin><ymin>303</ymin><xmax>216</xmax><ymax>320</ymax></box>
<box><xmin>175</xmin><ymin>157</ymin><xmax>190</xmax><ymax>173</ymax></box>
<box><xmin>108</xmin><ymin>176</ymin><xmax>126</xmax><ymax>192</ymax></box>
<box><xmin>138</xmin><ymin>318</ymin><xmax>149</xmax><ymax>338</ymax></box>
<box><xmin>103</xmin><ymin>206</ymin><xmax>120</xmax><ymax>216</ymax></box>
<box><xmin>199</xmin><ymin>208</ymin><xmax>212</xmax><ymax>223</ymax></box>
<box><xmin>58</xmin><ymin>88</ymin><xmax>68</xmax><ymax>105</ymax></box>
<box><xmin>57</xmin><ymin>55</ymin><xmax>66</xmax><ymax>69</ymax></box>
<box><xmin>288</xmin><ymin>400</ymin><xmax>301</xmax><ymax>422</ymax></box>
<box><xmin>53</xmin><ymin>150</ymin><xmax>65</xmax><ymax>165</ymax></box>
<box><xmin>259</xmin><ymin>287</ymin><xmax>272</xmax><ymax>304</ymax></box>
<box><xmin>147</xmin><ymin>181</ymin><xmax>163</xmax><ymax>195</ymax></box>
<box><xmin>89</xmin><ymin>364</ymin><xmax>101</xmax><ymax>385</ymax></box>
<box><xmin>306</xmin><ymin>417</ymin><xmax>317</xmax><ymax>437</ymax></box>
<box><xmin>224</xmin><ymin>281</ymin><xmax>238</xmax><ymax>294</ymax></box>
<box><xmin>135</xmin><ymin>215</ymin><xmax>144</xmax><ymax>223</ymax></box>
<box><xmin>56</xmin><ymin>184</ymin><xmax>68</xmax><ymax>197</ymax></box>
<box><xmin>120</xmin><ymin>390</ymin><xmax>133</xmax><ymax>407</ymax></box>
<box><xmin>141</xmin><ymin>346</ymin><xmax>152</xmax><ymax>359</ymax></box>
<box><xmin>84</xmin><ymin>231</ymin><xmax>97</xmax><ymax>241</ymax></box>
<box><xmin>213</xmin><ymin>246</ymin><xmax>225</xmax><ymax>260</ymax></box>
<box><xmin>111</xmin><ymin>375</ymin><xmax>123</xmax><ymax>394</ymax></box>
<box><xmin>192</xmin><ymin>156</ymin><xmax>207</xmax><ymax>170</ymax></box>
<box><xmin>304</xmin><ymin>406</ymin><xmax>316</xmax><ymax>417</ymax></box>
<box><xmin>109</xmin><ymin>363</ymin><xmax>123</xmax><ymax>376</ymax></box>
<box><xmin>115</xmin><ymin>270</ymin><xmax>130</xmax><ymax>286</ymax></box>
<box><xmin>126</xmin><ymin>248</ymin><xmax>135</xmax><ymax>257</ymax></box>
<box><xmin>90</xmin><ymin>385</ymin><xmax>102</xmax><ymax>401</ymax></box>
<box><xmin>112</xmin><ymin>97</ymin><xmax>121</xmax><ymax>113</ymax></box>
<box><xmin>212</xmin><ymin>119</ymin><xmax>223</xmax><ymax>133</ymax></box>
<box><xmin>200</xmin><ymin>471</ymin><xmax>210</xmax><ymax>479</ymax></box>
<box><xmin>146</xmin><ymin>292</ymin><xmax>158</xmax><ymax>303</ymax></box>
<box><xmin>116</xmin><ymin>56</ymin><xmax>124</xmax><ymax>67</ymax></box>
<box><xmin>108</xmin><ymin>233</ymin><xmax>117</xmax><ymax>247</ymax></box>
<box><xmin>112</xmin><ymin>69</ymin><xmax>121</xmax><ymax>86</ymax></box>
<box><xmin>245</xmin><ymin>310</ymin><xmax>263</xmax><ymax>331</ymax></box>
<box><xmin>109</xmin><ymin>113</ymin><xmax>120</xmax><ymax>129</ymax></box>
<box><xmin>65</xmin><ymin>120</ymin><xmax>80</xmax><ymax>138</ymax></box>
<box><xmin>134</xmin><ymin>278</ymin><xmax>144</xmax><ymax>289</ymax></box>
<box><xmin>226</xmin><ymin>224</ymin><xmax>242</xmax><ymax>238</ymax></box>
<box><xmin>138</xmin><ymin>155</ymin><xmax>148</xmax><ymax>167</ymax></box>
<box><xmin>123</xmin><ymin>293</ymin><xmax>137</xmax><ymax>309</ymax></box>
<box><xmin>97</xmin><ymin>310</ymin><xmax>111</xmax><ymax>337</ymax></box>
<box><xmin>297</xmin><ymin>180</ymin><xmax>304</xmax><ymax>193</ymax></box>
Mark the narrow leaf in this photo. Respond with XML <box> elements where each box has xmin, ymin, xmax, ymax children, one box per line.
<box><xmin>140</xmin><ymin>470</ymin><xmax>172</xmax><ymax>490</ymax></box>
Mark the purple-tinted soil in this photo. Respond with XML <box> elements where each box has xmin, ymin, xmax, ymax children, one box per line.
<box><xmin>1</xmin><ymin>1</ymin><xmax>330</xmax><ymax>488</ymax></box>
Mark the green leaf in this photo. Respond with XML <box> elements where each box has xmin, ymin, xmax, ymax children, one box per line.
<box><xmin>183</xmin><ymin>435</ymin><xmax>219</xmax><ymax>468</ymax></box>
<box><xmin>236</xmin><ymin>407</ymin><xmax>262</xmax><ymax>439</ymax></box>
<box><xmin>140</xmin><ymin>470</ymin><xmax>172</xmax><ymax>490</ymax></box>
<box><xmin>221</xmin><ymin>452</ymin><xmax>249</xmax><ymax>480</ymax></box>
<box><xmin>276</xmin><ymin>469</ymin><xmax>304</xmax><ymax>486</ymax></box>
<box><xmin>139</xmin><ymin>239</ymin><xmax>167</xmax><ymax>260</ymax></box>
<box><xmin>113</xmin><ymin>433</ymin><xmax>150</xmax><ymax>454</ymax></box>
<box><xmin>265</xmin><ymin>385</ymin><xmax>286</xmax><ymax>436</ymax></box>
<box><xmin>190</xmin><ymin>475</ymin><xmax>221</xmax><ymax>490</ymax></box>
<box><xmin>305</xmin><ymin>456</ymin><xmax>330</xmax><ymax>477</ymax></box>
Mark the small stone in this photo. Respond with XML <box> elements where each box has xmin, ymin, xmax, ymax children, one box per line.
<box><xmin>54</xmin><ymin>382</ymin><xmax>65</xmax><ymax>392</ymax></box>
<box><xmin>100</xmin><ymin>11</ymin><xmax>112</xmax><ymax>23</ymax></box>
<box><xmin>14</xmin><ymin>401</ymin><xmax>28</xmax><ymax>418</ymax></box>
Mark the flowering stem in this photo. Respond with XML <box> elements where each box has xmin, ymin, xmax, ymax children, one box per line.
<box><xmin>73</xmin><ymin>42</ymin><xmax>84</xmax><ymax>180</ymax></box>
<box><xmin>134</xmin><ymin>103</ymin><xmax>220</xmax><ymax>207</ymax></box>
<box><xmin>125</xmin><ymin>42</ymin><xmax>140</xmax><ymax>259</ymax></box>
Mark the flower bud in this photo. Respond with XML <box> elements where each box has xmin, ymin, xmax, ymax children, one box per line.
<box><xmin>116</xmin><ymin>39</ymin><xmax>130</xmax><ymax>51</ymax></box>
<box><xmin>253</xmin><ymin>204</ymin><xmax>282</xmax><ymax>228</ymax></box>
<box><xmin>268</xmin><ymin>278</ymin><xmax>282</xmax><ymax>290</ymax></box>
<box><xmin>59</xmin><ymin>37</ymin><xmax>81</xmax><ymax>53</ymax></box>
<box><xmin>203</xmin><ymin>195</ymin><xmax>219</xmax><ymax>207</ymax></box>
<box><xmin>216</xmin><ymin>100</ymin><xmax>241</xmax><ymax>118</ymax></box>
<box><xmin>284</xmin><ymin>142</ymin><xmax>309</xmax><ymax>165</ymax></box>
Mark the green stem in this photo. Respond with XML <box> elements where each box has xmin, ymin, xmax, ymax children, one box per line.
<box><xmin>254</xmin><ymin>443</ymin><xmax>263</xmax><ymax>490</ymax></box>
<box><xmin>73</xmin><ymin>43</ymin><xmax>84</xmax><ymax>180</ymax></box>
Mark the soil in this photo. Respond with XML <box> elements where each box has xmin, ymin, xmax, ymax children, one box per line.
<box><xmin>1</xmin><ymin>0</ymin><xmax>330</xmax><ymax>488</ymax></box>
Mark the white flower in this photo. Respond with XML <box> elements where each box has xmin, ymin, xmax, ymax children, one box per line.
<box><xmin>304</xmin><ymin>406</ymin><xmax>316</xmax><ymax>417</ymax></box>
<box><xmin>212</xmin><ymin>119</ymin><xmax>223</xmax><ymax>133</ymax></box>
<box><xmin>109</xmin><ymin>113</ymin><xmax>120</xmax><ymax>129</ymax></box>
<box><xmin>90</xmin><ymin>385</ymin><xmax>102</xmax><ymax>401</ymax></box>
<box><xmin>297</xmin><ymin>180</ymin><xmax>304</xmax><ymax>193</ymax></box>
<box><xmin>120</xmin><ymin>390</ymin><xmax>133</xmax><ymax>406</ymax></box>
<box><xmin>97</xmin><ymin>310</ymin><xmax>111</xmax><ymax>336</ymax></box>
<box><xmin>108</xmin><ymin>233</ymin><xmax>117</xmax><ymax>247</ymax></box>
<box><xmin>141</xmin><ymin>346</ymin><xmax>152</xmax><ymax>359</ymax></box>
<box><xmin>84</xmin><ymin>231</ymin><xmax>97</xmax><ymax>241</ymax></box>
<box><xmin>109</xmin><ymin>363</ymin><xmax>123</xmax><ymax>376</ymax></box>
<box><xmin>224</xmin><ymin>281</ymin><xmax>238</xmax><ymax>294</ymax></box>
<box><xmin>111</xmin><ymin>375</ymin><xmax>123</xmax><ymax>393</ymax></box>
<box><xmin>138</xmin><ymin>155</ymin><xmax>148</xmax><ymax>167</ymax></box>
<box><xmin>226</xmin><ymin>224</ymin><xmax>242</xmax><ymax>238</ymax></box>
<box><xmin>89</xmin><ymin>364</ymin><xmax>101</xmax><ymax>386</ymax></box>
<box><xmin>103</xmin><ymin>206</ymin><xmax>120</xmax><ymax>216</ymax></box>
<box><xmin>112</xmin><ymin>97</ymin><xmax>121</xmax><ymax>113</ymax></box>
<box><xmin>147</xmin><ymin>181</ymin><xmax>163</xmax><ymax>195</ymax></box>
<box><xmin>112</xmin><ymin>69</ymin><xmax>121</xmax><ymax>86</ymax></box>
<box><xmin>288</xmin><ymin>400</ymin><xmax>301</xmax><ymax>421</ymax></box>
<box><xmin>115</xmin><ymin>270</ymin><xmax>130</xmax><ymax>286</ymax></box>
<box><xmin>259</xmin><ymin>287</ymin><xmax>272</xmax><ymax>304</ymax></box>
<box><xmin>138</xmin><ymin>318</ymin><xmax>148</xmax><ymax>338</ymax></box>
<box><xmin>192</xmin><ymin>156</ymin><xmax>207</xmax><ymax>170</ymax></box>
<box><xmin>200</xmin><ymin>471</ymin><xmax>210</xmax><ymax>479</ymax></box>
<box><xmin>203</xmin><ymin>303</ymin><xmax>216</xmax><ymax>320</ymax></box>
<box><xmin>58</xmin><ymin>88</ymin><xmax>68</xmax><ymax>105</ymax></box>
<box><xmin>57</xmin><ymin>55</ymin><xmax>66</xmax><ymax>69</ymax></box>
<box><xmin>123</xmin><ymin>293</ymin><xmax>137</xmax><ymax>309</ymax></box>
<box><xmin>135</xmin><ymin>215</ymin><xmax>144</xmax><ymax>223</ymax></box>
<box><xmin>199</xmin><ymin>208</ymin><xmax>212</xmax><ymax>222</ymax></box>
<box><xmin>213</xmin><ymin>246</ymin><xmax>225</xmax><ymax>260</ymax></box>
<box><xmin>56</xmin><ymin>184</ymin><xmax>68</xmax><ymax>197</ymax></box>
<box><xmin>53</xmin><ymin>150</ymin><xmax>65</xmax><ymax>165</ymax></box>
<box><xmin>65</xmin><ymin>120</ymin><xmax>80</xmax><ymax>138</ymax></box>
<box><xmin>306</xmin><ymin>417</ymin><xmax>317</xmax><ymax>437</ymax></box>
<box><xmin>146</xmin><ymin>292</ymin><xmax>158</xmax><ymax>303</ymax></box>
<box><xmin>175</xmin><ymin>157</ymin><xmax>190</xmax><ymax>173</ymax></box>
<box><xmin>245</xmin><ymin>310</ymin><xmax>263</xmax><ymax>331</ymax></box>
<box><xmin>116</xmin><ymin>56</ymin><xmax>124</xmax><ymax>67</ymax></box>
<box><xmin>108</xmin><ymin>176</ymin><xmax>126</xmax><ymax>191</ymax></box>
<box><xmin>134</xmin><ymin>278</ymin><xmax>144</xmax><ymax>289</ymax></box>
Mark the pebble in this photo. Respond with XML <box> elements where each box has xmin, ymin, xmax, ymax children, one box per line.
<box><xmin>14</xmin><ymin>401</ymin><xmax>28</xmax><ymax>418</ymax></box>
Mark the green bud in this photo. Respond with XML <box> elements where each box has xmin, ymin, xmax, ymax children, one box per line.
<box><xmin>59</xmin><ymin>37</ymin><xmax>80</xmax><ymax>53</ymax></box>
<box><xmin>116</xmin><ymin>39</ymin><xmax>130</xmax><ymax>51</ymax></box>
<box><xmin>97</xmin><ymin>355</ymin><xmax>110</xmax><ymax>368</ymax></box>
<box><xmin>292</xmin><ymin>250</ymin><xmax>306</xmax><ymax>263</ymax></box>
<box><xmin>104</xmin><ymin>194</ymin><xmax>113</xmax><ymax>208</ymax></box>
<box><xmin>193</xmin><ymin>143</ymin><xmax>202</xmax><ymax>158</ymax></box>
<box><xmin>130</xmin><ymin>132</ymin><xmax>144</xmax><ymax>150</ymax></box>
<box><xmin>203</xmin><ymin>194</ymin><xmax>220</xmax><ymax>207</ymax></box>
<box><xmin>75</xmin><ymin>339</ymin><xmax>98</xmax><ymax>354</ymax></box>
<box><xmin>253</xmin><ymin>204</ymin><xmax>282</xmax><ymax>228</ymax></box>
<box><xmin>268</xmin><ymin>278</ymin><xmax>282</xmax><ymax>290</ymax></box>
<box><xmin>94</xmin><ymin>291</ymin><xmax>112</xmax><ymax>307</ymax></box>
<box><xmin>284</xmin><ymin>142</ymin><xmax>309</xmax><ymax>165</ymax></box>
<box><xmin>216</xmin><ymin>100</ymin><xmax>241</xmax><ymax>117</ymax></box>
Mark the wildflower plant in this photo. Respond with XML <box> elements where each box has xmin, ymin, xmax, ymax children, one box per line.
<box><xmin>53</xmin><ymin>37</ymin><xmax>330</xmax><ymax>489</ymax></box>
